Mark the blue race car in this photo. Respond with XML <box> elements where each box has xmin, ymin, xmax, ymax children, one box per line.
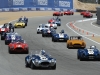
<box><xmin>42</xmin><ymin>27</ymin><xmax>56</xmax><ymax>37</ymax></box>
<box><xmin>5</xmin><ymin>32</ymin><xmax>22</xmax><ymax>45</ymax></box>
<box><xmin>77</xmin><ymin>45</ymin><xmax>100</xmax><ymax>61</ymax></box>
<box><xmin>55</xmin><ymin>20</ymin><xmax>61</xmax><ymax>26</ymax></box>
<box><xmin>25</xmin><ymin>50</ymin><xmax>56</xmax><ymax>69</ymax></box>
<box><xmin>52</xmin><ymin>30</ymin><xmax>69</xmax><ymax>42</ymax></box>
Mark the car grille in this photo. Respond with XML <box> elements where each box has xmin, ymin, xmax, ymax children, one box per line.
<box><xmin>17</xmin><ymin>25</ymin><xmax>21</xmax><ymax>26</ymax></box>
<box><xmin>74</xmin><ymin>44</ymin><xmax>81</xmax><ymax>46</ymax></box>
<box><xmin>40</xmin><ymin>62</ymin><xmax>50</xmax><ymax>66</ymax></box>
<box><xmin>16</xmin><ymin>48</ymin><xmax>23</xmax><ymax>50</ymax></box>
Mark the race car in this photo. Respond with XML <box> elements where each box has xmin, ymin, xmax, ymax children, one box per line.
<box><xmin>55</xmin><ymin>20</ymin><xmax>61</xmax><ymax>26</ymax></box>
<box><xmin>25</xmin><ymin>50</ymin><xmax>56</xmax><ymax>69</ymax></box>
<box><xmin>37</xmin><ymin>24</ymin><xmax>49</xmax><ymax>34</ymax></box>
<box><xmin>14</xmin><ymin>20</ymin><xmax>26</xmax><ymax>28</ymax></box>
<box><xmin>77</xmin><ymin>45</ymin><xmax>100</xmax><ymax>61</ymax></box>
<box><xmin>8</xmin><ymin>39</ymin><xmax>29</xmax><ymax>54</ymax></box>
<box><xmin>5</xmin><ymin>32</ymin><xmax>22</xmax><ymax>45</ymax></box>
<box><xmin>42</xmin><ymin>27</ymin><xmax>56</xmax><ymax>37</ymax></box>
<box><xmin>64</xmin><ymin>10</ymin><xmax>74</xmax><ymax>15</ymax></box>
<box><xmin>53</xmin><ymin>11</ymin><xmax>63</xmax><ymax>16</ymax></box>
<box><xmin>80</xmin><ymin>10</ymin><xmax>87</xmax><ymax>15</ymax></box>
<box><xmin>45</xmin><ymin>22</ymin><xmax>57</xmax><ymax>29</ymax></box>
<box><xmin>52</xmin><ymin>30</ymin><xmax>69</xmax><ymax>42</ymax></box>
<box><xmin>83</xmin><ymin>12</ymin><xmax>93</xmax><ymax>18</ymax></box>
<box><xmin>67</xmin><ymin>36</ymin><xmax>86</xmax><ymax>49</ymax></box>
<box><xmin>18</xmin><ymin>16</ymin><xmax>28</xmax><ymax>23</ymax></box>
<box><xmin>0</xmin><ymin>24</ymin><xmax>9</xmax><ymax>34</ymax></box>
<box><xmin>1</xmin><ymin>32</ymin><xmax>7</xmax><ymax>40</ymax></box>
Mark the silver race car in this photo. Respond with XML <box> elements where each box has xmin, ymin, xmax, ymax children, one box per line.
<box><xmin>25</xmin><ymin>50</ymin><xmax>56</xmax><ymax>69</ymax></box>
<box><xmin>37</xmin><ymin>24</ymin><xmax>49</xmax><ymax>34</ymax></box>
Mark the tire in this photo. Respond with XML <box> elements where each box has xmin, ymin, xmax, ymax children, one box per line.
<box><xmin>25</xmin><ymin>23</ymin><xmax>27</xmax><ymax>26</ymax></box>
<box><xmin>25</xmin><ymin>60</ymin><xmax>29</xmax><ymax>67</ymax></box>
<box><xmin>51</xmin><ymin>64</ymin><xmax>56</xmax><ymax>70</ymax></box>
<box><xmin>8</xmin><ymin>47</ymin><xmax>12</xmax><ymax>54</ymax></box>
<box><xmin>77</xmin><ymin>54</ymin><xmax>80</xmax><ymax>59</ymax></box>
<box><xmin>5</xmin><ymin>41</ymin><xmax>8</xmax><ymax>45</ymax></box>
<box><xmin>23</xmin><ymin>26</ymin><xmax>25</xmax><ymax>28</ymax></box>
<box><xmin>52</xmin><ymin>37</ymin><xmax>54</xmax><ymax>42</ymax></box>
<box><xmin>53</xmin><ymin>14</ymin><xmax>55</xmax><ymax>16</ymax></box>
<box><xmin>42</xmin><ymin>34</ymin><xmax>45</xmax><ymax>37</ymax></box>
<box><xmin>72</xmin><ymin>13</ymin><xmax>74</xmax><ymax>15</ymax></box>
<box><xmin>1</xmin><ymin>37</ymin><xmax>4</xmax><ymax>40</ymax></box>
<box><xmin>25</xmin><ymin>50</ymin><xmax>29</xmax><ymax>54</ymax></box>
<box><xmin>30</xmin><ymin>61</ymin><xmax>36</xmax><ymax>69</ymax></box>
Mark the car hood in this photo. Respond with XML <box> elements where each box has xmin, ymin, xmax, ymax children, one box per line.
<box><xmin>69</xmin><ymin>40</ymin><xmax>84</xmax><ymax>44</ymax></box>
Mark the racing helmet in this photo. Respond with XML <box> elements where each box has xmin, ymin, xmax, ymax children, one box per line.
<box><xmin>90</xmin><ymin>45</ymin><xmax>96</xmax><ymax>49</ymax></box>
<box><xmin>61</xmin><ymin>30</ymin><xmax>64</xmax><ymax>33</ymax></box>
<box><xmin>40</xmin><ymin>50</ymin><xmax>46</xmax><ymax>55</ymax></box>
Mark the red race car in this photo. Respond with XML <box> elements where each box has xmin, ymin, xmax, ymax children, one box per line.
<box><xmin>80</xmin><ymin>10</ymin><xmax>88</xmax><ymax>15</ymax></box>
<box><xmin>64</xmin><ymin>10</ymin><xmax>74</xmax><ymax>15</ymax></box>
<box><xmin>83</xmin><ymin>12</ymin><xmax>93</xmax><ymax>18</ymax></box>
<box><xmin>0</xmin><ymin>25</ymin><xmax>9</xmax><ymax>34</ymax></box>
<box><xmin>53</xmin><ymin>11</ymin><xmax>63</xmax><ymax>16</ymax></box>
<box><xmin>48</xmin><ymin>19</ymin><xmax>55</xmax><ymax>23</ymax></box>
<box><xmin>8</xmin><ymin>40</ymin><xmax>29</xmax><ymax>54</ymax></box>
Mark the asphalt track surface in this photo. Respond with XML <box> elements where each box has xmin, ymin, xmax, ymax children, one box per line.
<box><xmin>0</xmin><ymin>14</ymin><xmax>100</xmax><ymax>75</ymax></box>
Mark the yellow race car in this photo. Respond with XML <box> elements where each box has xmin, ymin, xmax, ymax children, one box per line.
<box><xmin>14</xmin><ymin>21</ymin><xmax>25</xmax><ymax>28</ymax></box>
<box><xmin>67</xmin><ymin>36</ymin><xmax>86</xmax><ymax>49</ymax></box>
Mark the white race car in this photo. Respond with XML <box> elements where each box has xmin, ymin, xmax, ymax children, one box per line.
<box><xmin>45</xmin><ymin>22</ymin><xmax>57</xmax><ymax>29</ymax></box>
<box><xmin>37</xmin><ymin>24</ymin><xmax>49</xmax><ymax>34</ymax></box>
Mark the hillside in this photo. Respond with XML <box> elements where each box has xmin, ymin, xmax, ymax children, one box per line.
<box><xmin>74</xmin><ymin>0</ymin><xmax>100</xmax><ymax>10</ymax></box>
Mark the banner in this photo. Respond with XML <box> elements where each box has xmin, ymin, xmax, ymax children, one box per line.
<box><xmin>0</xmin><ymin>0</ymin><xmax>73</xmax><ymax>9</ymax></box>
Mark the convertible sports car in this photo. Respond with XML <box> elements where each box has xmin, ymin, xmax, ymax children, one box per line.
<box><xmin>77</xmin><ymin>45</ymin><xmax>100</xmax><ymax>61</ymax></box>
<box><xmin>8</xmin><ymin>39</ymin><xmax>29</xmax><ymax>54</ymax></box>
<box><xmin>64</xmin><ymin>10</ymin><xmax>74</xmax><ymax>15</ymax></box>
<box><xmin>53</xmin><ymin>11</ymin><xmax>63</xmax><ymax>16</ymax></box>
<box><xmin>14</xmin><ymin>20</ymin><xmax>26</xmax><ymax>28</ymax></box>
<box><xmin>1</xmin><ymin>32</ymin><xmax>7</xmax><ymax>40</ymax></box>
<box><xmin>80</xmin><ymin>10</ymin><xmax>87</xmax><ymax>15</ymax></box>
<box><xmin>67</xmin><ymin>36</ymin><xmax>86</xmax><ymax>49</ymax></box>
<box><xmin>45</xmin><ymin>22</ymin><xmax>57</xmax><ymax>29</ymax></box>
<box><xmin>83</xmin><ymin>12</ymin><xmax>93</xmax><ymax>18</ymax></box>
<box><xmin>5</xmin><ymin>32</ymin><xmax>22</xmax><ymax>45</ymax></box>
<box><xmin>18</xmin><ymin>16</ymin><xmax>28</xmax><ymax>23</ymax></box>
<box><xmin>48</xmin><ymin>17</ymin><xmax>61</xmax><ymax>26</ymax></box>
<box><xmin>52</xmin><ymin>30</ymin><xmax>69</xmax><ymax>42</ymax></box>
<box><xmin>42</xmin><ymin>27</ymin><xmax>56</xmax><ymax>37</ymax></box>
<box><xmin>37</xmin><ymin>24</ymin><xmax>49</xmax><ymax>34</ymax></box>
<box><xmin>0</xmin><ymin>24</ymin><xmax>9</xmax><ymax>34</ymax></box>
<box><xmin>25</xmin><ymin>50</ymin><xmax>56</xmax><ymax>69</ymax></box>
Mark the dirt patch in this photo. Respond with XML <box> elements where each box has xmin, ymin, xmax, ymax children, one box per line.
<box><xmin>87</xmin><ymin>36</ymin><xmax>100</xmax><ymax>43</ymax></box>
<box><xmin>74</xmin><ymin>0</ymin><xmax>99</xmax><ymax>10</ymax></box>
<box><xmin>0</xmin><ymin>11</ymin><xmax>54</xmax><ymax>25</ymax></box>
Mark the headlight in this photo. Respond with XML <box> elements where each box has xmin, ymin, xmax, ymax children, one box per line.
<box><xmin>51</xmin><ymin>59</ymin><xmax>55</xmax><ymax>62</ymax></box>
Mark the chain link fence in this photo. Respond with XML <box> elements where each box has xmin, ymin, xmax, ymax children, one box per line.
<box><xmin>78</xmin><ymin>0</ymin><xmax>100</xmax><ymax>4</ymax></box>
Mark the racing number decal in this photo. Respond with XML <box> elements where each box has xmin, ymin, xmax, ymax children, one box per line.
<box><xmin>88</xmin><ymin>49</ymin><xmax>94</xmax><ymax>54</ymax></box>
<box><xmin>11</xmin><ymin>35</ymin><xmax>15</xmax><ymax>40</ymax></box>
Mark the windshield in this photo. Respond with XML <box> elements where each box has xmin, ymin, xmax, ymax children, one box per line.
<box><xmin>70</xmin><ymin>36</ymin><xmax>83</xmax><ymax>40</ymax></box>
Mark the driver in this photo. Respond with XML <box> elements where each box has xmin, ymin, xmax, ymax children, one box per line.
<box><xmin>90</xmin><ymin>45</ymin><xmax>96</xmax><ymax>49</ymax></box>
<box><xmin>9</xmin><ymin>23</ymin><xmax>14</xmax><ymax>32</ymax></box>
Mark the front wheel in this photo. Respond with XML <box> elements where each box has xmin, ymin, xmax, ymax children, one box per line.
<box><xmin>30</xmin><ymin>61</ymin><xmax>36</xmax><ymax>69</ymax></box>
<box><xmin>51</xmin><ymin>64</ymin><xmax>56</xmax><ymax>70</ymax></box>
